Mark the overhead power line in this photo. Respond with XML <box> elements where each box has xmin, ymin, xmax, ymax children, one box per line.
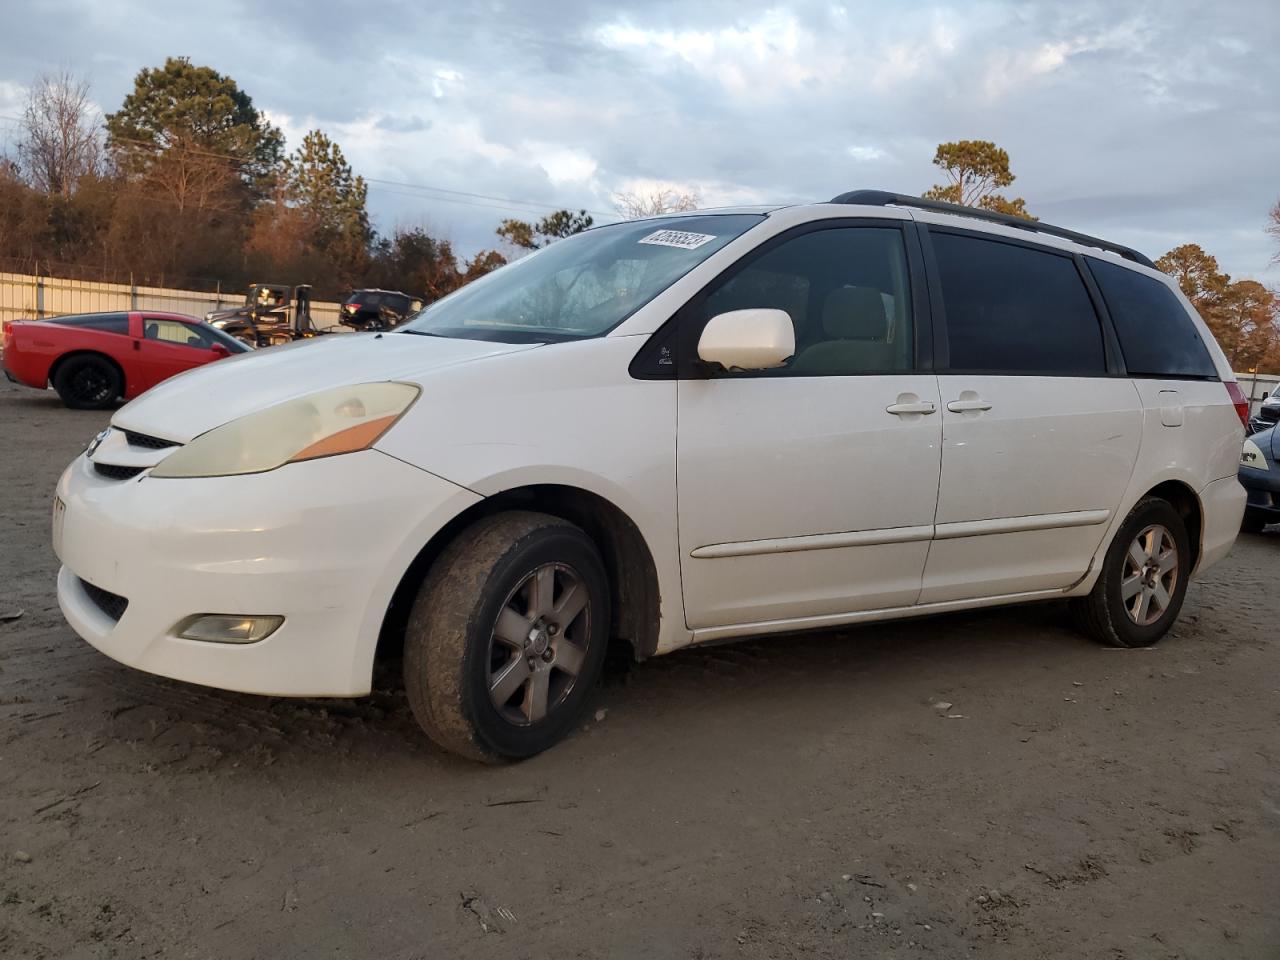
<box><xmin>0</xmin><ymin>112</ymin><xmax>617</xmax><ymax>220</ymax></box>
<box><xmin>363</xmin><ymin>177</ymin><xmax>616</xmax><ymax>221</ymax></box>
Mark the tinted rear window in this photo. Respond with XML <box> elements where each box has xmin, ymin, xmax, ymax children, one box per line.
<box><xmin>48</xmin><ymin>312</ymin><xmax>129</xmax><ymax>335</ymax></box>
<box><xmin>932</xmin><ymin>233</ymin><xmax>1106</xmax><ymax>375</ymax></box>
<box><xmin>1087</xmin><ymin>258</ymin><xmax>1218</xmax><ymax>379</ymax></box>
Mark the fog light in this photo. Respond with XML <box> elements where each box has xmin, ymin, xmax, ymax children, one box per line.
<box><xmin>179</xmin><ymin>615</ymin><xmax>283</xmax><ymax>644</ymax></box>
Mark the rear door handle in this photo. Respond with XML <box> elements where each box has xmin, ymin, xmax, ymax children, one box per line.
<box><xmin>947</xmin><ymin>397</ymin><xmax>992</xmax><ymax>413</ymax></box>
<box><xmin>886</xmin><ymin>400</ymin><xmax>937</xmax><ymax>416</ymax></box>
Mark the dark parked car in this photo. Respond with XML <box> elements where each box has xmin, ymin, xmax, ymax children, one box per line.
<box><xmin>1239</xmin><ymin>424</ymin><xmax>1280</xmax><ymax>532</ymax></box>
<box><xmin>1247</xmin><ymin>391</ymin><xmax>1280</xmax><ymax>435</ymax></box>
<box><xmin>339</xmin><ymin>290</ymin><xmax>423</xmax><ymax>331</ymax></box>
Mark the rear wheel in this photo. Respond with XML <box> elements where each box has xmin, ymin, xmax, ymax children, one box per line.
<box><xmin>403</xmin><ymin>511</ymin><xmax>609</xmax><ymax>762</ymax></box>
<box><xmin>1241</xmin><ymin>511</ymin><xmax>1268</xmax><ymax>534</ymax></box>
<box><xmin>52</xmin><ymin>354</ymin><xmax>121</xmax><ymax>410</ymax></box>
<box><xmin>1071</xmin><ymin>497</ymin><xmax>1190</xmax><ymax>648</ymax></box>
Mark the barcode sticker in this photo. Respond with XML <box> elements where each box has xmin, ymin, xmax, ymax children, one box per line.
<box><xmin>638</xmin><ymin>230</ymin><xmax>716</xmax><ymax>250</ymax></box>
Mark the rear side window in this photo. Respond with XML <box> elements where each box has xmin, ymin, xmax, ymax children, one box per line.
<box><xmin>49</xmin><ymin>312</ymin><xmax>129</xmax><ymax>335</ymax></box>
<box><xmin>1087</xmin><ymin>258</ymin><xmax>1218</xmax><ymax>379</ymax></box>
<box><xmin>932</xmin><ymin>232</ymin><xmax>1106</xmax><ymax>375</ymax></box>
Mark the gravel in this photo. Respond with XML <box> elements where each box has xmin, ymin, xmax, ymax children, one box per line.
<box><xmin>1</xmin><ymin>379</ymin><xmax>1278</xmax><ymax>958</ymax></box>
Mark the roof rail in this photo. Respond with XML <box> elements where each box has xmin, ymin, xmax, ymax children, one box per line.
<box><xmin>828</xmin><ymin>189</ymin><xmax>1155</xmax><ymax>268</ymax></box>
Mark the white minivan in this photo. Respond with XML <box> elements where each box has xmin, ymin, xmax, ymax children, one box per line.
<box><xmin>54</xmin><ymin>191</ymin><xmax>1248</xmax><ymax>761</ymax></box>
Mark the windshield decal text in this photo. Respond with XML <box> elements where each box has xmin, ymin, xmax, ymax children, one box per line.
<box><xmin>638</xmin><ymin>230</ymin><xmax>717</xmax><ymax>250</ymax></box>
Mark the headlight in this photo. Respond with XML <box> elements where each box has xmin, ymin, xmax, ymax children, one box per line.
<box><xmin>150</xmin><ymin>382</ymin><xmax>420</xmax><ymax>479</ymax></box>
<box><xmin>1242</xmin><ymin>438</ymin><xmax>1268</xmax><ymax>470</ymax></box>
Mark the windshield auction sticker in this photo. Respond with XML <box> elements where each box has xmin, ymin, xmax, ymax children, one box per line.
<box><xmin>638</xmin><ymin>230</ymin><xmax>717</xmax><ymax>250</ymax></box>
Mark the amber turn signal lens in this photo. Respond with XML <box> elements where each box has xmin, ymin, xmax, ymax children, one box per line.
<box><xmin>289</xmin><ymin>414</ymin><xmax>399</xmax><ymax>463</ymax></box>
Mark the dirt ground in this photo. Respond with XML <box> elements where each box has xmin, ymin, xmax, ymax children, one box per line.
<box><xmin>1</xmin><ymin>377</ymin><xmax>1278</xmax><ymax>960</ymax></box>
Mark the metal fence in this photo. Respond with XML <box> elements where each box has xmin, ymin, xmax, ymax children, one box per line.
<box><xmin>1235</xmin><ymin>372</ymin><xmax>1280</xmax><ymax>416</ymax></box>
<box><xmin>0</xmin><ymin>271</ymin><xmax>345</xmax><ymax>330</ymax></box>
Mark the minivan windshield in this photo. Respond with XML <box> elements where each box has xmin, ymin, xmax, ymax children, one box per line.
<box><xmin>399</xmin><ymin>214</ymin><xmax>764</xmax><ymax>342</ymax></box>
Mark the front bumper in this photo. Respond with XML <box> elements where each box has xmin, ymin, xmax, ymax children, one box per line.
<box><xmin>1237</xmin><ymin>465</ymin><xmax>1280</xmax><ymax>519</ymax></box>
<box><xmin>55</xmin><ymin>449</ymin><xmax>480</xmax><ymax>697</ymax></box>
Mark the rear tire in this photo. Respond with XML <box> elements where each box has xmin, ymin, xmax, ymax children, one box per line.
<box><xmin>1070</xmin><ymin>497</ymin><xmax>1190</xmax><ymax>648</ymax></box>
<box><xmin>52</xmin><ymin>354</ymin><xmax>121</xmax><ymax>410</ymax></box>
<box><xmin>403</xmin><ymin>511</ymin><xmax>610</xmax><ymax>762</ymax></box>
<box><xmin>1241</xmin><ymin>511</ymin><xmax>1268</xmax><ymax>534</ymax></box>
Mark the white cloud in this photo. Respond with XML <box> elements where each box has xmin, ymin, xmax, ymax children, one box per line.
<box><xmin>847</xmin><ymin>145</ymin><xmax>888</xmax><ymax>162</ymax></box>
<box><xmin>432</xmin><ymin>68</ymin><xmax>462</xmax><ymax>99</ymax></box>
<box><xmin>9</xmin><ymin>0</ymin><xmax>1269</xmax><ymax>279</ymax></box>
<box><xmin>595</xmin><ymin>10</ymin><xmax>833</xmax><ymax>97</ymax></box>
<box><xmin>594</xmin><ymin>7</ymin><xmax>971</xmax><ymax>100</ymax></box>
<box><xmin>0</xmin><ymin>80</ymin><xmax>26</xmax><ymax>112</ymax></box>
<box><xmin>521</xmin><ymin>142</ymin><xmax>597</xmax><ymax>185</ymax></box>
<box><xmin>981</xmin><ymin>21</ymin><xmax>1145</xmax><ymax>99</ymax></box>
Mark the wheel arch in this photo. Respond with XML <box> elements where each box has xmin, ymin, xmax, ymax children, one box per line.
<box><xmin>377</xmin><ymin>483</ymin><xmax>663</xmax><ymax>666</ymax></box>
<box><xmin>48</xmin><ymin>349</ymin><xmax>127</xmax><ymax>394</ymax></box>
<box><xmin>1077</xmin><ymin>475</ymin><xmax>1207</xmax><ymax>596</ymax></box>
<box><xmin>1144</xmin><ymin>478</ymin><xmax>1203</xmax><ymax>573</ymax></box>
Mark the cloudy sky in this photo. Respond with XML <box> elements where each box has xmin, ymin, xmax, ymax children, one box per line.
<box><xmin>1</xmin><ymin>0</ymin><xmax>1276</xmax><ymax>279</ymax></box>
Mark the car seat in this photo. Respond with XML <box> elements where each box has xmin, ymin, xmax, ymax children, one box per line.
<box><xmin>790</xmin><ymin>286</ymin><xmax>895</xmax><ymax>374</ymax></box>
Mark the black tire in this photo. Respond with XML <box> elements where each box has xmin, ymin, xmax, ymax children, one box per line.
<box><xmin>1241</xmin><ymin>511</ymin><xmax>1268</xmax><ymax>535</ymax></box>
<box><xmin>403</xmin><ymin>511</ymin><xmax>610</xmax><ymax>762</ymax></box>
<box><xmin>52</xmin><ymin>354</ymin><xmax>122</xmax><ymax>410</ymax></box>
<box><xmin>1070</xmin><ymin>497</ymin><xmax>1190</xmax><ymax>648</ymax></box>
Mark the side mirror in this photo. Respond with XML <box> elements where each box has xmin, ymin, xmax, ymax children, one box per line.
<box><xmin>210</xmin><ymin>343</ymin><xmax>230</xmax><ymax>358</ymax></box>
<box><xmin>697</xmin><ymin>309</ymin><xmax>795</xmax><ymax>371</ymax></box>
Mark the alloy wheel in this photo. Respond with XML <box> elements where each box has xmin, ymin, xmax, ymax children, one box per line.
<box><xmin>70</xmin><ymin>365</ymin><xmax>111</xmax><ymax>404</ymax></box>
<box><xmin>487</xmin><ymin>562</ymin><xmax>591</xmax><ymax>725</ymax></box>
<box><xmin>1121</xmin><ymin>523</ymin><xmax>1178</xmax><ymax>626</ymax></box>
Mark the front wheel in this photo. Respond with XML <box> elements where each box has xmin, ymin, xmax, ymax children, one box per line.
<box><xmin>403</xmin><ymin>511</ymin><xmax>610</xmax><ymax>762</ymax></box>
<box><xmin>1070</xmin><ymin>497</ymin><xmax>1190</xmax><ymax>648</ymax></box>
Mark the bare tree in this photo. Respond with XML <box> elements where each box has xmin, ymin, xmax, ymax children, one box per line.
<box><xmin>612</xmin><ymin>187</ymin><xmax>700</xmax><ymax>219</ymax></box>
<box><xmin>144</xmin><ymin>138</ymin><xmax>244</xmax><ymax>215</ymax></box>
<box><xmin>1269</xmin><ymin>197</ymin><xmax>1280</xmax><ymax>263</ymax></box>
<box><xmin>18</xmin><ymin>71</ymin><xmax>102</xmax><ymax>198</ymax></box>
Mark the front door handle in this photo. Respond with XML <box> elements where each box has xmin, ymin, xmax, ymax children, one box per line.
<box><xmin>947</xmin><ymin>397</ymin><xmax>992</xmax><ymax>413</ymax></box>
<box><xmin>886</xmin><ymin>399</ymin><xmax>937</xmax><ymax>416</ymax></box>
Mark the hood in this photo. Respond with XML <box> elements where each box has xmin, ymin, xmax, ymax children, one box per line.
<box><xmin>1245</xmin><ymin>424</ymin><xmax>1280</xmax><ymax>465</ymax></box>
<box><xmin>112</xmin><ymin>332</ymin><xmax>537</xmax><ymax>442</ymax></box>
<box><xmin>1266</xmin><ymin>425</ymin><xmax>1280</xmax><ymax>461</ymax></box>
<box><xmin>205</xmin><ymin>306</ymin><xmax>253</xmax><ymax>324</ymax></box>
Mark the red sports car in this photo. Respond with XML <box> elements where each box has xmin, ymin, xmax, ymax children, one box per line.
<box><xmin>1</xmin><ymin>311</ymin><xmax>250</xmax><ymax>409</ymax></box>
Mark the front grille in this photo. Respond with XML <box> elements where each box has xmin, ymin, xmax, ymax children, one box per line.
<box><xmin>124</xmin><ymin>430</ymin><xmax>178</xmax><ymax>450</ymax></box>
<box><xmin>79</xmin><ymin>578</ymin><xmax>128</xmax><ymax>622</ymax></box>
<box><xmin>93</xmin><ymin>463</ymin><xmax>144</xmax><ymax>481</ymax></box>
